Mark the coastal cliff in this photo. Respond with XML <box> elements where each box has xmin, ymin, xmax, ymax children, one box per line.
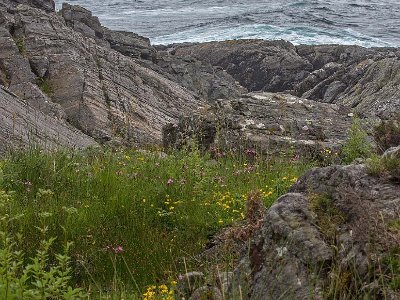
<box><xmin>0</xmin><ymin>1</ymin><xmax>399</xmax><ymax>299</ymax></box>
<box><xmin>0</xmin><ymin>0</ymin><xmax>399</xmax><ymax>154</ymax></box>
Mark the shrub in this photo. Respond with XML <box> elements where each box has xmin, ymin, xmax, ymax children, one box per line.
<box><xmin>374</xmin><ymin>116</ymin><xmax>400</xmax><ymax>153</ymax></box>
<box><xmin>341</xmin><ymin>118</ymin><xmax>372</xmax><ymax>164</ymax></box>
<box><xmin>367</xmin><ymin>153</ymin><xmax>400</xmax><ymax>181</ymax></box>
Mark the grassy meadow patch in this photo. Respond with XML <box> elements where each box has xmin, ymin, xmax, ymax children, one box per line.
<box><xmin>0</xmin><ymin>147</ymin><xmax>311</xmax><ymax>297</ymax></box>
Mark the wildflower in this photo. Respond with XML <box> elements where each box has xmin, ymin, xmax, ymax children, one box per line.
<box><xmin>166</xmin><ymin>178</ymin><xmax>174</xmax><ymax>185</ymax></box>
<box><xmin>107</xmin><ymin>245</ymin><xmax>124</xmax><ymax>254</ymax></box>
<box><xmin>245</xmin><ymin>148</ymin><xmax>257</xmax><ymax>158</ymax></box>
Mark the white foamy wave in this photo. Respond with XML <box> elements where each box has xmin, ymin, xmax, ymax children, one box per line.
<box><xmin>152</xmin><ymin>24</ymin><xmax>394</xmax><ymax>48</ymax></box>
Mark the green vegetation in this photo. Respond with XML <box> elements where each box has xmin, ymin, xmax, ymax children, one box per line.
<box><xmin>309</xmin><ymin>193</ymin><xmax>345</xmax><ymax>243</ymax></box>
<box><xmin>374</xmin><ymin>115</ymin><xmax>400</xmax><ymax>152</ymax></box>
<box><xmin>37</xmin><ymin>78</ymin><xmax>54</xmax><ymax>96</ymax></box>
<box><xmin>0</xmin><ymin>148</ymin><xmax>311</xmax><ymax>297</ymax></box>
<box><xmin>341</xmin><ymin>117</ymin><xmax>372</xmax><ymax>164</ymax></box>
<box><xmin>367</xmin><ymin>153</ymin><xmax>400</xmax><ymax>180</ymax></box>
<box><xmin>0</xmin><ymin>195</ymin><xmax>86</xmax><ymax>299</ymax></box>
<box><xmin>15</xmin><ymin>38</ymin><xmax>26</xmax><ymax>55</ymax></box>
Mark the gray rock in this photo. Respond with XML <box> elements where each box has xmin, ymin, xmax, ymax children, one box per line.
<box><xmin>237</xmin><ymin>163</ymin><xmax>400</xmax><ymax>299</ymax></box>
<box><xmin>0</xmin><ymin>86</ymin><xmax>96</xmax><ymax>156</ymax></box>
<box><xmin>2</xmin><ymin>3</ymin><xmax>204</xmax><ymax>146</ymax></box>
<box><xmin>177</xmin><ymin>271</ymin><xmax>205</xmax><ymax>297</ymax></box>
<box><xmin>174</xmin><ymin>41</ymin><xmax>400</xmax><ymax>120</ymax></box>
<box><xmin>1</xmin><ymin>0</ymin><xmax>55</xmax><ymax>13</ymax></box>
<box><xmin>174</xmin><ymin>39</ymin><xmax>313</xmax><ymax>92</ymax></box>
<box><xmin>164</xmin><ymin>92</ymin><xmax>353</xmax><ymax>156</ymax></box>
<box><xmin>382</xmin><ymin>145</ymin><xmax>400</xmax><ymax>160</ymax></box>
<box><xmin>149</xmin><ymin>51</ymin><xmax>247</xmax><ymax>101</ymax></box>
<box><xmin>189</xmin><ymin>286</ymin><xmax>222</xmax><ymax>300</ymax></box>
<box><xmin>323</xmin><ymin>80</ymin><xmax>347</xmax><ymax>103</ymax></box>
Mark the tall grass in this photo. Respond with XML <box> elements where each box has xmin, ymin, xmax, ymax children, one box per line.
<box><xmin>0</xmin><ymin>147</ymin><xmax>311</xmax><ymax>295</ymax></box>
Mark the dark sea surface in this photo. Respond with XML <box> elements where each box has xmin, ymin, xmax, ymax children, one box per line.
<box><xmin>55</xmin><ymin>0</ymin><xmax>400</xmax><ymax>47</ymax></box>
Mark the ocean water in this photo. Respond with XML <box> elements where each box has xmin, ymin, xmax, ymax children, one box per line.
<box><xmin>55</xmin><ymin>0</ymin><xmax>400</xmax><ymax>47</ymax></box>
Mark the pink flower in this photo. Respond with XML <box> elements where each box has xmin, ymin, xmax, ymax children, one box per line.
<box><xmin>245</xmin><ymin>148</ymin><xmax>257</xmax><ymax>158</ymax></box>
<box><xmin>167</xmin><ymin>178</ymin><xmax>174</xmax><ymax>185</ymax></box>
<box><xmin>114</xmin><ymin>246</ymin><xmax>124</xmax><ymax>254</ymax></box>
<box><xmin>106</xmin><ymin>245</ymin><xmax>124</xmax><ymax>254</ymax></box>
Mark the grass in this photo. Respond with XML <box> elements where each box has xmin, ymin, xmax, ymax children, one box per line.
<box><xmin>37</xmin><ymin>78</ymin><xmax>54</xmax><ymax>96</ymax></box>
<box><xmin>341</xmin><ymin>117</ymin><xmax>372</xmax><ymax>164</ymax></box>
<box><xmin>0</xmin><ymin>147</ymin><xmax>311</xmax><ymax>297</ymax></box>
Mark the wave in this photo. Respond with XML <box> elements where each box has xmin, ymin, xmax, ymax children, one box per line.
<box><xmin>152</xmin><ymin>23</ymin><xmax>395</xmax><ymax>48</ymax></box>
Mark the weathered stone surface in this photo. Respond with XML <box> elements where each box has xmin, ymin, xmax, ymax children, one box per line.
<box><xmin>189</xmin><ymin>286</ymin><xmax>223</xmax><ymax>300</ymax></box>
<box><xmin>177</xmin><ymin>271</ymin><xmax>206</xmax><ymax>298</ymax></box>
<box><xmin>0</xmin><ymin>0</ymin><xmax>54</xmax><ymax>12</ymax></box>
<box><xmin>174</xmin><ymin>41</ymin><xmax>400</xmax><ymax>119</ymax></box>
<box><xmin>3</xmin><ymin>3</ymin><xmax>204</xmax><ymax>146</ymax></box>
<box><xmin>145</xmin><ymin>52</ymin><xmax>247</xmax><ymax>101</ymax></box>
<box><xmin>236</xmin><ymin>163</ymin><xmax>400</xmax><ymax>299</ymax></box>
<box><xmin>60</xmin><ymin>3</ymin><xmax>157</xmax><ymax>60</ymax></box>
<box><xmin>0</xmin><ymin>1</ymin><xmax>247</xmax><ymax>150</ymax></box>
<box><xmin>174</xmin><ymin>40</ymin><xmax>313</xmax><ymax>92</ymax></box>
<box><xmin>0</xmin><ymin>86</ymin><xmax>96</xmax><ymax>155</ymax></box>
<box><xmin>164</xmin><ymin>92</ymin><xmax>353</xmax><ymax>155</ymax></box>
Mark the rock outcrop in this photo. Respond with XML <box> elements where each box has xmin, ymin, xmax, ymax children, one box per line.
<box><xmin>0</xmin><ymin>1</ymin><xmax>206</xmax><ymax>147</ymax></box>
<box><xmin>0</xmin><ymin>0</ymin><xmax>247</xmax><ymax>152</ymax></box>
<box><xmin>163</xmin><ymin>92</ymin><xmax>353</xmax><ymax>155</ymax></box>
<box><xmin>233</xmin><ymin>161</ymin><xmax>400</xmax><ymax>299</ymax></box>
<box><xmin>0</xmin><ymin>86</ymin><xmax>96</xmax><ymax>155</ymax></box>
<box><xmin>174</xmin><ymin>41</ymin><xmax>400</xmax><ymax>119</ymax></box>
<box><xmin>0</xmin><ymin>0</ymin><xmax>399</xmax><ymax>155</ymax></box>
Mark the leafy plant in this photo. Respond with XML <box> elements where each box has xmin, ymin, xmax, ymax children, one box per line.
<box><xmin>0</xmin><ymin>190</ymin><xmax>86</xmax><ymax>299</ymax></box>
<box><xmin>341</xmin><ymin>117</ymin><xmax>372</xmax><ymax>164</ymax></box>
<box><xmin>374</xmin><ymin>116</ymin><xmax>400</xmax><ymax>153</ymax></box>
<box><xmin>15</xmin><ymin>38</ymin><xmax>25</xmax><ymax>55</ymax></box>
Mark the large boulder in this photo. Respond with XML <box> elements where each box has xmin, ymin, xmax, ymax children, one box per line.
<box><xmin>235</xmin><ymin>163</ymin><xmax>400</xmax><ymax>299</ymax></box>
<box><xmin>163</xmin><ymin>92</ymin><xmax>353</xmax><ymax>156</ymax></box>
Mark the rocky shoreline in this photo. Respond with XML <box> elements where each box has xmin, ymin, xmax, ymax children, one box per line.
<box><xmin>0</xmin><ymin>0</ymin><xmax>399</xmax><ymax>154</ymax></box>
<box><xmin>0</xmin><ymin>1</ymin><xmax>399</xmax><ymax>299</ymax></box>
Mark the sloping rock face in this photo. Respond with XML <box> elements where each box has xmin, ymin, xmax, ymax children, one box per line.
<box><xmin>60</xmin><ymin>3</ymin><xmax>157</xmax><ymax>60</ymax></box>
<box><xmin>0</xmin><ymin>2</ymin><xmax>205</xmax><ymax>146</ymax></box>
<box><xmin>59</xmin><ymin>3</ymin><xmax>246</xmax><ymax>102</ymax></box>
<box><xmin>144</xmin><ymin>52</ymin><xmax>246</xmax><ymax>102</ymax></box>
<box><xmin>0</xmin><ymin>86</ymin><xmax>96</xmax><ymax>155</ymax></box>
<box><xmin>0</xmin><ymin>1</ymin><xmax>246</xmax><ymax>151</ymax></box>
<box><xmin>174</xmin><ymin>41</ymin><xmax>400</xmax><ymax>119</ymax></box>
<box><xmin>236</xmin><ymin>163</ymin><xmax>400</xmax><ymax>299</ymax></box>
<box><xmin>1</xmin><ymin>0</ymin><xmax>54</xmax><ymax>12</ymax></box>
<box><xmin>173</xmin><ymin>40</ymin><xmax>312</xmax><ymax>93</ymax></box>
<box><xmin>163</xmin><ymin>92</ymin><xmax>353</xmax><ymax>155</ymax></box>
